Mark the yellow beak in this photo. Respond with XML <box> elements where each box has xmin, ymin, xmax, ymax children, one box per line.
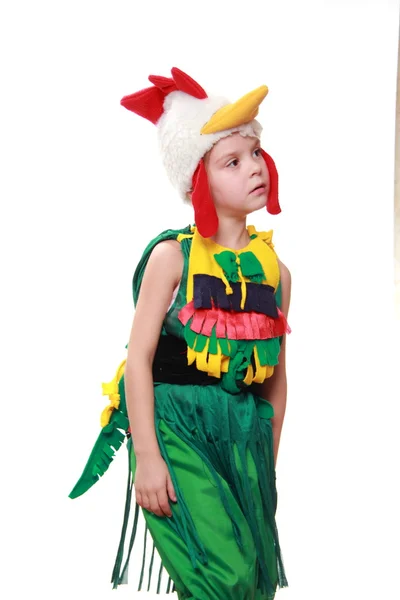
<box><xmin>200</xmin><ymin>85</ymin><xmax>269</xmax><ymax>135</ymax></box>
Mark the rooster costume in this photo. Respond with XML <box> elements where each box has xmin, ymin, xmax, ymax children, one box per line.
<box><xmin>69</xmin><ymin>67</ymin><xmax>291</xmax><ymax>599</ymax></box>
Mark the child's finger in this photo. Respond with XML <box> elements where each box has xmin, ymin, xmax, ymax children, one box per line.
<box><xmin>157</xmin><ymin>487</ymin><xmax>173</xmax><ymax>518</ymax></box>
<box><xmin>148</xmin><ymin>491</ymin><xmax>164</xmax><ymax>517</ymax></box>
<box><xmin>166</xmin><ymin>472</ymin><xmax>177</xmax><ymax>503</ymax></box>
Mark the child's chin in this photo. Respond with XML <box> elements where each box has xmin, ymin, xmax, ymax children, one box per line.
<box><xmin>248</xmin><ymin>195</ymin><xmax>267</xmax><ymax>213</ymax></box>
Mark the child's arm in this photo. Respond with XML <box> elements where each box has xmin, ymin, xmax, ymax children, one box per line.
<box><xmin>259</xmin><ymin>258</ymin><xmax>292</xmax><ymax>467</ymax></box>
<box><xmin>124</xmin><ymin>239</ymin><xmax>183</xmax><ymax>516</ymax></box>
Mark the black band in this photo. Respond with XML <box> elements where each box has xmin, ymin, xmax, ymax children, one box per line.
<box><xmin>152</xmin><ymin>334</ymin><xmax>220</xmax><ymax>386</ymax></box>
<box><xmin>193</xmin><ymin>274</ymin><xmax>278</xmax><ymax>317</ymax></box>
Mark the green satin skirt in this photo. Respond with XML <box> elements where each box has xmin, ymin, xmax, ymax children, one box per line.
<box><xmin>128</xmin><ymin>382</ymin><xmax>288</xmax><ymax>600</ymax></box>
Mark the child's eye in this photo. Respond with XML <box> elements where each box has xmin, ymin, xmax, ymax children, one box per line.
<box><xmin>253</xmin><ymin>148</ymin><xmax>262</xmax><ymax>157</ymax></box>
<box><xmin>227</xmin><ymin>159</ymin><xmax>238</xmax><ymax>168</ymax></box>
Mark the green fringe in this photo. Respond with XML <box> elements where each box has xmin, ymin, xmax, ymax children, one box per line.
<box><xmin>118</xmin><ymin>491</ymin><xmax>140</xmax><ymax>584</ymax></box>
<box><xmin>110</xmin><ymin>437</ymin><xmax>176</xmax><ymax>594</ymax></box>
<box><xmin>147</xmin><ymin>541</ymin><xmax>156</xmax><ymax>591</ymax></box>
<box><xmin>152</xmin><ymin>385</ymin><xmax>289</xmax><ymax>596</ymax></box>
<box><xmin>69</xmin><ymin>376</ymin><xmax>129</xmax><ymax>499</ymax></box>
<box><xmin>138</xmin><ymin>524</ymin><xmax>148</xmax><ymax>591</ymax></box>
<box><xmin>111</xmin><ymin>439</ymin><xmax>136</xmax><ymax>588</ymax></box>
<box><xmin>157</xmin><ymin>560</ymin><xmax>164</xmax><ymax>593</ymax></box>
<box><xmin>183</xmin><ymin>319</ymin><xmax>282</xmax><ymax>396</ymax></box>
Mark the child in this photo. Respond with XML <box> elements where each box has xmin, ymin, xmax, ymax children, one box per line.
<box><xmin>69</xmin><ymin>67</ymin><xmax>292</xmax><ymax>600</ymax></box>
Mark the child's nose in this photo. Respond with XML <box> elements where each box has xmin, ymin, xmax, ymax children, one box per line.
<box><xmin>250</xmin><ymin>158</ymin><xmax>262</xmax><ymax>176</ymax></box>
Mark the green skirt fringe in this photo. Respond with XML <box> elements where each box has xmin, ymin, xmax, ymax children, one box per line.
<box><xmin>111</xmin><ymin>382</ymin><xmax>288</xmax><ymax>599</ymax></box>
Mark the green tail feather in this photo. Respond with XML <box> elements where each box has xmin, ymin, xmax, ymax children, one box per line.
<box><xmin>69</xmin><ymin>376</ymin><xmax>129</xmax><ymax>499</ymax></box>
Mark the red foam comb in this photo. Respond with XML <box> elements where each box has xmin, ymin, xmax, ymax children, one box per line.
<box><xmin>148</xmin><ymin>75</ymin><xmax>177</xmax><ymax>93</ymax></box>
<box><xmin>171</xmin><ymin>67</ymin><xmax>207</xmax><ymax>99</ymax></box>
<box><xmin>120</xmin><ymin>86</ymin><xmax>166</xmax><ymax>124</ymax></box>
<box><xmin>120</xmin><ymin>67</ymin><xmax>207</xmax><ymax>125</ymax></box>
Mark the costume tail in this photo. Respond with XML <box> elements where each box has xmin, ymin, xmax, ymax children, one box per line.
<box><xmin>69</xmin><ymin>359</ymin><xmax>130</xmax><ymax>499</ymax></box>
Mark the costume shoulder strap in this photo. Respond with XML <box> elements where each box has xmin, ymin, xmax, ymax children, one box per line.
<box><xmin>132</xmin><ymin>224</ymin><xmax>193</xmax><ymax>305</ymax></box>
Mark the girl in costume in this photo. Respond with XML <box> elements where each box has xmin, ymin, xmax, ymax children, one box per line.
<box><xmin>69</xmin><ymin>67</ymin><xmax>292</xmax><ymax>599</ymax></box>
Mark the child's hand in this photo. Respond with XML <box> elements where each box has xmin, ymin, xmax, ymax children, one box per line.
<box><xmin>134</xmin><ymin>453</ymin><xmax>177</xmax><ymax>518</ymax></box>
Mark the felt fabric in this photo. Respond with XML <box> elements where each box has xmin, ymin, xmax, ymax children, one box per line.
<box><xmin>191</xmin><ymin>160</ymin><xmax>219</xmax><ymax>238</ymax></box>
<box><xmin>120</xmin><ymin>67</ymin><xmax>208</xmax><ymax>125</ymax></box>
<box><xmin>68</xmin><ymin>373</ymin><xmax>129</xmax><ymax>499</ymax></box>
<box><xmin>179</xmin><ymin>301</ymin><xmax>289</xmax><ymax>341</ymax></box>
<box><xmin>261</xmin><ymin>149</ymin><xmax>281</xmax><ymax>215</ymax></box>
<box><xmin>200</xmin><ymin>85</ymin><xmax>269</xmax><ymax>134</ymax></box>
<box><xmin>190</xmin><ymin>274</ymin><xmax>277</xmax><ymax>315</ymax></box>
<box><xmin>152</xmin><ymin>333</ymin><xmax>220</xmax><ymax>385</ymax></box>
<box><xmin>185</xmin><ymin>226</ymin><xmax>280</xmax><ymax>305</ymax></box>
<box><xmin>175</xmin><ymin>225</ymin><xmax>290</xmax><ymax>391</ymax></box>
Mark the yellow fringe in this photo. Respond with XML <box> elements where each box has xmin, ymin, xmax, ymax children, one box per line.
<box><xmin>196</xmin><ymin>339</ymin><xmax>210</xmax><ymax>372</ymax></box>
<box><xmin>100</xmin><ymin>359</ymin><xmax>126</xmax><ymax>428</ymax></box>
<box><xmin>207</xmin><ymin>345</ymin><xmax>222</xmax><ymax>378</ymax></box>
<box><xmin>221</xmin><ymin>355</ymin><xmax>230</xmax><ymax>373</ymax></box>
<box><xmin>187</xmin><ymin>346</ymin><xmax>196</xmax><ymax>365</ymax></box>
<box><xmin>252</xmin><ymin>346</ymin><xmax>267</xmax><ymax>384</ymax></box>
<box><xmin>187</xmin><ymin>338</ymin><xmax>232</xmax><ymax>379</ymax></box>
<box><xmin>244</xmin><ymin>364</ymin><xmax>254</xmax><ymax>385</ymax></box>
<box><xmin>236</xmin><ymin>257</ymin><xmax>248</xmax><ymax>310</ymax></box>
<box><xmin>219</xmin><ymin>269</ymin><xmax>234</xmax><ymax>295</ymax></box>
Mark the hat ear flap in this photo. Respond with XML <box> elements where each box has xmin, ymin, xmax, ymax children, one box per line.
<box><xmin>191</xmin><ymin>160</ymin><xmax>219</xmax><ymax>238</ymax></box>
<box><xmin>261</xmin><ymin>149</ymin><xmax>281</xmax><ymax>215</ymax></box>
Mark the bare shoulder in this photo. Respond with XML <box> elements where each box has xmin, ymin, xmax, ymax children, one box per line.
<box><xmin>149</xmin><ymin>238</ymin><xmax>182</xmax><ymax>260</ymax></box>
<box><xmin>151</xmin><ymin>238</ymin><xmax>182</xmax><ymax>255</ymax></box>
<box><xmin>144</xmin><ymin>239</ymin><xmax>183</xmax><ymax>284</ymax></box>
<box><xmin>128</xmin><ymin>239</ymin><xmax>184</xmax><ymax>357</ymax></box>
<box><xmin>277</xmin><ymin>258</ymin><xmax>291</xmax><ymax>317</ymax></box>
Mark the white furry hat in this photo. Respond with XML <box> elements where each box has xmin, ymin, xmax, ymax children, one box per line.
<box><xmin>157</xmin><ymin>90</ymin><xmax>262</xmax><ymax>201</ymax></box>
<box><xmin>121</xmin><ymin>67</ymin><xmax>265</xmax><ymax>200</ymax></box>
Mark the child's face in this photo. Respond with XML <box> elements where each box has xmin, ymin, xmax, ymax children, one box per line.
<box><xmin>204</xmin><ymin>133</ymin><xmax>269</xmax><ymax>218</ymax></box>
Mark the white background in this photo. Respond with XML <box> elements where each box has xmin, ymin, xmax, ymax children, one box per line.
<box><xmin>1</xmin><ymin>1</ymin><xmax>399</xmax><ymax>599</ymax></box>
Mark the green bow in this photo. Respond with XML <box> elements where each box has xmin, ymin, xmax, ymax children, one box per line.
<box><xmin>213</xmin><ymin>250</ymin><xmax>266</xmax><ymax>283</ymax></box>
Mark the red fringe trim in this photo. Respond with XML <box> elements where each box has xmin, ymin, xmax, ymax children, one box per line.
<box><xmin>178</xmin><ymin>301</ymin><xmax>291</xmax><ymax>340</ymax></box>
